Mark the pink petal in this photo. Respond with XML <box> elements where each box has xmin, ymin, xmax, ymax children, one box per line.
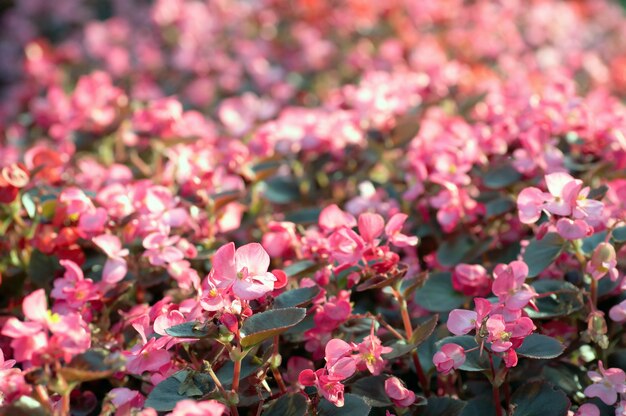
<box><xmin>235</xmin><ymin>243</ymin><xmax>270</xmax><ymax>275</ymax></box>
<box><xmin>23</xmin><ymin>289</ymin><xmax>48</xmax><ymax>323</ymax></box>
<box><xmin>319</xmin><ymin>204</ymin><xmax>356</xmax><ymax>232</ymax></box>
<box><xmin>357</xmin><ymin>212</ymin><xmax>385</xmax><ymax>243</ymax></box>
<box><xmin>93</xmin><ymin>234</ymin><xmax>123</xmax><ymax>258</ymax></box>
<box><xmin>102</xmin><ymin>258</ymin><xmax>127</xmax><ymax>284</ymax></box>
<box><xmin>545</xmin><ymin>172</ymin><xmax>575</xmax><ymax>197</ymax></box>
<box><xmin>447</xmin><ymin>309</ymin><xmax>478</xmax><ymax>335</ymax></box>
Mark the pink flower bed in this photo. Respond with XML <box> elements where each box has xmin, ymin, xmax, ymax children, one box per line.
<box><xmin>2</xmin><ymin>0</ymin><xmax>626</xmax><ymax>415</ymax></box>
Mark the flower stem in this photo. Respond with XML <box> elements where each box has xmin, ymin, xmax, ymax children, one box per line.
<box><xmin>232</xmin><ymin>358</ymin><xmax>242</xmax><ymax>392</ymax></box>
<box><xmin>489</xmin><ymin>353</ymin><xmax>503</xmax><ymax>416</ymax></box>
<box><xmin>392</xmin><ymin>287</ymin><xmax>430</xmax><ymax>396</ymax></box>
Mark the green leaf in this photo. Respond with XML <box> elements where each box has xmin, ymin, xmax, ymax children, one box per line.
<box><xmin>284</xmin><ymin>207</ymin><xmax>321</xmax><ymax>224</ymax></box>
<box><xmin>264</xmin><ymin>393</ymin><xmax>308</xmax><ymax>416</ymax></box>
<box><xmin>262</xmin><ymin>176</ymin><xmax>300</xmax><ymax>204</ymax></box>
<box><xmin>240</xmin><ymin>308</ymin><xmax>306</xmax><ymax>348</ymax></box>
<box><xmin>523</xmin><ymin>233</ymin><xmax>565</xmax><ymax>277</ymax></box>
<box><xmin>414</xmin><ymin>272</ymin><xmax>467</xmax><ymax>312</ymax></box>
<box><xmin>543</xmin><ymin>364</ymin><xmax>584</xmax><ymax>396</ymax></box>
<box><xmin>351</xmin><ymin>376</ymin><xmax>393</xmax><ymax>407</ymax></box>
<box><xmin>318</xmin><ymin>394</ymin><xmax>371</xmax><ymax>416</ymax></box>
<box><xmin>165</xmin><ymin>322</ymin><xmax>211</xmax><ymax>338</ymax></box>
<box><xmin>410</xmin><ymin>314</ymin><xmax>439</xmax><ymax>346</ymax></box>
<box><xmin>582</xmin><ymin>231</ymin><xmax>608</xmax><ymax>254</ymax></box>
<box><xmin>612</xmin><ymin>226</ymin><xmax>626</xmax><ymax>243</ymax></box>
<box><xmin>383</xmin><ymin>340</ymin><xmax>418</xmax><ymax>360</ymax></box>
<box><xmin>482</xmin><ymin>164</ymin><xmax>521</xmax><ymax>189</ymax></box>
<box><xmin>420</xmin><ymin>397</ymin><xmax>466</xmax><ymax>416</ymax></box>
<box><xmin>28</xmin><ymin>249</ymin><xmax>62</xmax><ymax>289</ymax></box>
<box><xmin>58</xmin><ymin>349</ymin><xmax>118</xmax><ymax>382</ymax></box>
<box><xmin>274</xmin><ymin>286</ymin><xmax>320</xmax><ymax>309</ymax></box>
<box><xmin>460</xmin><ymin>396</ymin><xmax>501</xmax><ymax>416</ymax></box>
<box><xmin>215</xmin><ymin>357</ymin><xmax>260</xmax><ymax>388</ymax></box>
<box><xmin>511</xmin><ymin>382</ymin><xmax>570</xmax><ymax>416</ymax></box>
<box><xmin>526</xmin><ymin>280</ymin><xmax>583</xmax><ymax>319</ymax></box>
<box><xmin>283</xmin><ymin>260</ymin><xmax>319</xmax><ymax>278</ymax></box>
<box><xmin>485</xmin><ymin>196</ymin><xmax>515</xmax><ymax>218</ymax></box>
<box><xmin>436</xmin><ymin>336</ymin><xmax>495</xmax><ymax>372</ymax></box>
<box><xmin>145</xmin><ymin>371</ymin><xmax>214</xmax><ymax>411</ymax></box>
<box><xmin>437</xmin><ymin>236</ymin><xmax>473</xmax><ymax>267</ymax></box>
<box><xmin>516</xmin><ymin>334</ymin><xmax>564</xmax><ymax>359</ymax></box>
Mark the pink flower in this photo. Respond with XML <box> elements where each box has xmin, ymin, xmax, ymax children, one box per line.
<box><xmin>575</xmin><ymin>403</ymin><xmax>600</xmax><ymax>416</ymax></box>
<box><xmin>609</xmin><ymin>299</ymin><xmax>626</xmax><ymax>323</ymax></box>
<box><xmin>486</xmin><ymin>315</ymin><xmax>535</xmax><ymax>353</ymax></box>
<box><xmin>327</xmin><ymin>227</ymin><xmax>365</xmax><ymax>266</ymax></box>
<box><xmin>384</xmin><ymin>213</ymin><xmax>418</xmax><ymax>247</ymax></box>
<box><xmin>586</xmin><ymin>242</ymin><xmax>618</xmax><ymax>281</ymax></box>
<box><xmin>200</xmin><ymin>279</ymin><xmax>226</xmax><ymax>312</ymax></box>
<box><xmin>356</xmin><ymin>333</ymin><xmax>392</xmax><ymax>375</ymax></box>
<box><xmin>584</xmin><ymin>361</ymin><xmax>626</xmax><ymax>405</ymax></box>
<box><xmin>167</xmin><ymin>399</ymin><xmax>227</xmax><ymax>416</ymax></box>
<box><xmin>124</xmin><ymin>338</ymin><xmax>171</xmax><ymax>375</ymax></box>
<box><xmin>433</xmin><ymin>343</ymin><xmax>466</xmax><ymax>374</ymax></box>
<box><xmin>492</xmin><ymin>261</ymin><xmax>536</xmax><ymax>310</ymax></box>
<box><xmin>210</xmin><ymin>242</ymin><xmax>276</xmax><ymax>300</ymax></box>
<box><xmin>93</xmin><ymin>234</ymin><xmax>129</xmax><ymax>284</ymax></box>
<box><xmin>51</xmin><ymin>260</ymin><xmax>100</xmax><ymax>308</ymax></box>
<box><xmin>544</xmin><ymin>172</ymin><xmax>582</xmax><ymax>217</ymax></box>
<box><xmin>325</xmin><ymin>339</ymin><xmax>356</xmax><ymax>381</ymax></box>
<box><xmin>452</xmin><ymin>264</ymin><xmax>491</xmax><ymax>296</ymax></box>
<box><xmin>142</xmin><ymin>232</ymin><xmax>185</xmax><ymax>267</ymax></box>
<box><xmin>384</xmin><ymin>376</ymin><xmax>416</xmax><ymax>407</ymax></box>
<box><xmin>299</xmin><ymin>368</ymin><xmax>347</xmax><ymax>407</ymax></box>
<box><xmin>555</xmin><ymin>218</ymin><xmax>592</xmax><ymax>240</ymax></box>
<box><xmin>319</xmin><ymin>204</ymin><xmax>357</xmax><ymax>232</ymax></box>
<box><xmin>517</xmin><ymin>187</ymin><xmax>546</xmax><ymax>224</ymax></box>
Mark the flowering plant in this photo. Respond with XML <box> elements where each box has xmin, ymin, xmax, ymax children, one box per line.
<box><xmin>2</xmin><ymin>1</ymin><xmax>626</xmax><ymax>415</ymax></box>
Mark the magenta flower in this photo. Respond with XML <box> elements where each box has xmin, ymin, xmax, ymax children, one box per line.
<box><xmin>210</xmin><ymin>242</ymin><xmax>277</xmax><ymax>300</ymax></box>
<box><xmin>298</xmin><ymin>368</ymin><xmax>348</xmax><ymax>407</ymax></box>
<box><xmin>325</xmin><ymin>339</ymin><xmax>357</xmax><ymax>381</ymax></box>
<box><xmin>384</xmin><ymin>213</ymin><xmax>418</xmax><ymax>247</ymax></box>
<box><xmin>492</xmin><ymin>261</ymin><xmax>536</xmax><ymax>310</ymax></box>
<box><xmin>584</xmin><ymin>361</ymin><xmax>626</xmax><ymax>405</ymax></box>
<box><xmin>433</xmin><ymin>343</ymin><xmax>466</xmax><ymax>374</ymax></box>
<box><xmin>452</xmin><ymin>263</ymin><xmax>491</xmax><ymax>297</ymax></box>
<box><xmin>357</xmin><ymin>212</ymin><xmax>385</xmax><ymax>244</ymax></box>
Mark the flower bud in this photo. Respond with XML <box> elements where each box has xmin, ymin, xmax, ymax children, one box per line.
<box><xmin>586</xmin><ymin>242</ymin><xmax>618</xmax><ymax>281</ymax></box>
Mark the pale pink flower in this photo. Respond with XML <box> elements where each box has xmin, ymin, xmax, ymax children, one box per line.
<box><xmin>609</xmin><ymin>299</ymin><xmax>626</xmax><ymax>323</ymax></box>
<box><xmin>556</xmin><ymin>218</ymin><xmax>592</xmax><ymax>240</ymax></box>
<box><xmin>356</xmin><ymin>334</ymin><xmax>392</xmax><ymax>375</ymax></box>
<box><xmin>492</xmin><ymin>261</ymin><xmax>536</xmax><ymax>310</ymax></box>
<box><xmin>447</xmin><ymin>309</ymin><xmax>478</xmax><ymax>336</ymax></box>
<box><xmin>584</xmin><ymin>361</ymin><xmax>626</xmax><ymax>405</ymax></box>
<box><xmin>517</xmin><ymin>187</ymin><xmax>546</xmax><ymax>224</ymax></box>
<box><xmin>319</xmin><ymin>204</ymin><xmax>357</xmax><ymax>232</ymax></box>
<box><xmin>167</xmin><ymin>399</ymin><xmax>227</xmax><ymax>416</ymax></box>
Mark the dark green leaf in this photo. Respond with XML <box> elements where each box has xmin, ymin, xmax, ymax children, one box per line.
<box><xmin>526</xmin><ymin>280</ymin><xmax>583</xmax><ymax>319</ymax></box>
<box><xmin>414</xmin><ymin>272</ymin><xmax>467</xmax><ymax>312</ymax></box>
<box><xmin>419</xmin><ymin>397</ymin><xmax>466</xmax><ymax>416</ymax></box>
<box><xmin>215</xmin><ymin>357</ymin><xmax>260</xmax><ymax>388</ymax></box>
<box><xmin>275</xmin><ymin>286</ymin><xmax>320</xmax><ymax>309</ymax></box>
<box><xmin>284</xmin><ymin>207</ymin><xmax>321</xmax><ymax>224</ymax></box>
<box><xmin>383</xmin><ymin>340</ymin><xmax>418</xmax><ymax>360</ymax></box>
<box><xmin>318</xmin><ymin>394</ymin><xmax>371</xmax><ymax>416</ymax></box>
<box><xmin>351</xmin><ymin>376</ymin><xmax>392</xmax><ymax>407</ymax></box>
<box><xmin>460</xmin><ymin>396</ymin><xmax>501</xmax><ymax>416</ymax></box>
<box><xmin>543</xmin><ymin>364</ymin><xmax>584</xmax><ymax>396</ymax></box>
<box><xmin>58</xmin><ymin>349</ymin><xmax>118</xmax><ymax>382</ymax></box>
<box><xmin>240</xmin><ymin>308</ymin><xmax>306</xmax><ymax>348</ymax></box>
<box><xmin>511</xmin><ymin>382</ymin><xmax>570</xmax><ymax>416</ymax></box>
<box><xmin>437</xmin><ymin>236</ymin><xmax>473</xmax><ymax>267</ymax></box>
<box><xmin>588</xmin><ymin>185</ymin><xmax>608</xmax><ymax>200</ymax></box>
<box><xmin>483</xmin><ymin>164</ymin><xmax>521</xmax><ymax>189</ymax></box>
<box><xmin>485</xmin><ymin>196</ymin><xmax>515</xmax><ymax>218</ymax></box>
<box><xmin>145</xmin><ymin>371</ymin><xmax>214</xmax><ymax>411</ymax></box>
<box><xmin>264</xmin><ymin>393</ymin><xmax>308</xmax><ymax>416</ymax></box>
<box><xmin>523</xmin><ymin>233</ymin><xmax>565</xmax><ymax>277</ymax></box>
<box><xmin>165</xmin><ymin>321</ymin><xmax>211</xmax><ymax>338</ymax></box>
<box><xmin>612</xmin><ymin>226</ymin><xmax>626</xmax><ymax>243</ymax></box>
<box><xmin>582</xmin><ymin>231</ymin><xmax>608</xmax><ymax>254</ymax></box>
<box><xmin>283</xmin><ymin>260</ymin><xmax>319</xmax><ymax>278</ymax></box>
<box><xmin>410</xmin><ymin>314</ymin><xmax>439</xmax><ymax>346</ymax></box>
<box><xmin>28</xmin><ymin>249</ymin><xmax>62</xmax><ymax>289</ymax></box>
<box><xmin>516</xmin><ymin>334</ymin><xmax>564</xmax><ymax>359</ymax></box>
<box><xmin>263</xmin><ymin>176</ymin><xmax>300</xmax><ymax>204</ymax></box>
